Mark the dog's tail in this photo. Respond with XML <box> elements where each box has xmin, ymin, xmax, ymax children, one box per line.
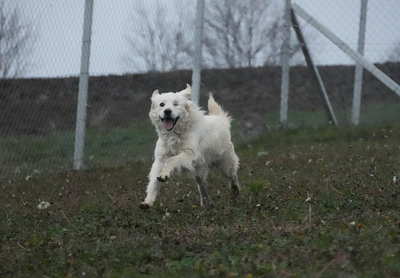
<box><xmin>208</xmin><ymin>93</ymin><xmax>232</xmax><ymax>123</ymax></box>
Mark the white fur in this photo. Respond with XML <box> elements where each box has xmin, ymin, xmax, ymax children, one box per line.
<box><xmin>140</xmin><ymin>84</ymin><xmax>239</xmax><ymax>208</ymax></box>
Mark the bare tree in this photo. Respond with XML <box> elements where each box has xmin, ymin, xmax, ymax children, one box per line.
<box><xmin>124</xmin><ymin>0</ymin><xmax>305</xmax><ymax>72</ymax></box>
<box><xmin>124</xmin><ymin>1</ymin><xmax>194</xmax><ymax>73</ymax></box>
<box><xmin>0</xmin><ymin>1</ymin><xmax>36</xmax><ymax>78</ymax></box>
<box><xmin>203</xmin><ymin>0</ymin><xmax>302</xmax><ymax>68</ymax></box>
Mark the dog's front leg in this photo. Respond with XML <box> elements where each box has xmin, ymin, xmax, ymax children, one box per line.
<box><xmin>140</xmin><ymin>157</ymin><xmax>165</xmax><ymax>209</ymax></box>
<box><xmin>158</xmin><ymin>150</ymin><xmax>195</xmax><ymax>182</ymax></box>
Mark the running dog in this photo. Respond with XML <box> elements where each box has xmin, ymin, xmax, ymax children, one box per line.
<box><xmin>139</xmin><ymin>84</ymin><xmax>239</xmax><ymax>209</ymax></box>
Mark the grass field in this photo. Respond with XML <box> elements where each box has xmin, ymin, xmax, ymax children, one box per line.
<box><xmin>0</xmin><ymin>123</ymin><xmax>157</xmax><ymax>181</ymax></box>
<box><xmin>1</xmin><ymin>122</ymin><xmax>400</xmax><ymax>277</ymax></box>
<box><xmin>2</xmin><ymin>101</ymin><xmax>400</xmax><ymax>181</ymax></box>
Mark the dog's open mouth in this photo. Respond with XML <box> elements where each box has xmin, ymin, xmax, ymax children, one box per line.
<box><xmin>160</xmin><ymin>116</ymin><xmax>179</xmax><ymax>131</ymax></box>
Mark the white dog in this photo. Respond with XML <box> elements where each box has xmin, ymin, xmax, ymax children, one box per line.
<box><xmin>139</xmin><ymin>84</ymin><xmax>239</xmax><ymax>209</ymax></box>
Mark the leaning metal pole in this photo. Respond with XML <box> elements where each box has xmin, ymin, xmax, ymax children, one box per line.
<box><xmin>74</xmin><ymin>0</ymin><xmax>94</xmax><ymax>170</ymax></box>
<box><xmin>291</xmin><ymin>7</ymin><xmax>338</xmax><ymax>125</ymax></box>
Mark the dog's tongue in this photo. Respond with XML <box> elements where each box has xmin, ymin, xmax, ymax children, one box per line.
<box><xmin>163</xmin><ymin>118</ymin><xmax>174</xmax><ymax>130</ymax></box>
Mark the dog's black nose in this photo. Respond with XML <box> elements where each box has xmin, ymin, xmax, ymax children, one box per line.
<box><xmin>164</xmin><ymin>108</ymin><xmax>172</xmax><ymax>116</ymax></box>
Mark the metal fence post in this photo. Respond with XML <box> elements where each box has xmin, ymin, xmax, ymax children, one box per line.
<box><xmin>191</xmin><ymin>0</ymin><xmax>205</xmax><ymax>106</ymax></box>
<box><xmin>351</xmin><ymin>0</ymin><xmax>368</xmax><ymax>125</ymax></box>
<box><xmin>280</xmin><ymin>0</ymin><xmax>291</xmax><ymax>127</ymax></box>
<box><xmin>74</xmin><ymin>0</ymin><xmax>94</xmax><ymax>170</ymax></box>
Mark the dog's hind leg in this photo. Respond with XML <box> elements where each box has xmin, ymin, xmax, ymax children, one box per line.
<box><xmin>229</xmin><ymin>174</ymin><xmax>240</xmax><ymax>198</ymax></box>
<box><xmin>194</xmin><ymin>166</ymin><xmax>210</xmax><ymax>207</ymax></box>
<box><xmin>140</xmin><ymin>158</ymin><xmax>164</xmax><ymax>209</ymax></box>
<box><xmin>217</xmin><ymin>143</ymin><xmax>240</xmax><ymax>198</ymax></box>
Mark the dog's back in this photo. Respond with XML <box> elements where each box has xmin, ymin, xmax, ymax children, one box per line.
<box><xmin>197</xmin><ymin>94</ymin><xmax>236</xmax><ymax>165</ymax></box>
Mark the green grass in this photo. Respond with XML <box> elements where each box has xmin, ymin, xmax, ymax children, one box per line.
<box><xmin>84</xmin><ymin>123</ymin><xmax>157</xmax><ymax>166</ymax></box>
<box><xmin>262</xmin><ymin>101</ymin><xmax>400</xmax><ymax>127</ymax></box>
<box><xmin>2</xmin><ymin>101</ymin><xmax>400</xmax><ymax>181</ymax></box>
<box><xmin>1</xmin><ymin>122</ymin><xmax>400</xmax><ymax>277</ymax></box>
<box><xmin>0</xmin><ymin>123</ymin><xmax>157</xmax><ymax>180</ymax></box>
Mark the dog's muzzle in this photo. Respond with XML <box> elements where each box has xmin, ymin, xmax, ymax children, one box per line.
<box><xmin>160</xmin><ymin>109</ymin><xmax>179</xmax><ymax>131</ymax></box>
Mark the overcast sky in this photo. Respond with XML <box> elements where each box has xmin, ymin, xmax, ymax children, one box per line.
<box><xmin>17</xmin><ymin>0</ymin><xmax>400</xmax><ymax>78</ymax></box>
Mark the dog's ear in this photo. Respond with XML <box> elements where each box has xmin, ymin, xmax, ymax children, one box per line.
<box><xmin>151</xmin><ymin>90</ymin><xmax>159</xmax><ymax>110</ymax></box>
<box><xmin>179</xmin><ymin>84</ymin><xmax>192</xmax><ymax>100</ymax></box>
<box><xmin>152</xmin><ymin>90</ymin><xmax>159</xmax><ymax>98</ymax></box>
<box><xmin>185</xmin><ymin>103</ymin><xmax>190</xmax><ymax>112</ymax></box>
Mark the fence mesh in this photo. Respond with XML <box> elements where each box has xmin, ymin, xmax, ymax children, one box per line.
<box><xmin>291</xmin><ymin>0</ymin><xmax>400</xmax><ymax>126</ymax></box>
<box><xmin>1</xmin><ymin>0</ymin><xmax>400</xmax><ymax>181</ymax></box>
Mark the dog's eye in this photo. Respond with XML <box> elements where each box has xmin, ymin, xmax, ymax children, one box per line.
<box><xmin>173</xmin><ymin>102</ymin><xmax>178</xmax><ymax>106</ymax></box>
<box><xmin>160</xmin><ymin>103</ymin><xmax>165</xmax><ymax>107</ymax></box>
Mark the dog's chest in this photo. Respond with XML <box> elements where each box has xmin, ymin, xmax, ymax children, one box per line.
<box><xmin>163</xmin><ymin>136</ymin><xmax>185</xmax><ymax>156</ymax></box>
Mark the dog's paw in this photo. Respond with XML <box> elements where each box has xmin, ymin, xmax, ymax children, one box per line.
<box><xmin>139</xmin><ymin>202</ymin><xmax>151</xmax><ymax>210</ymax></box>
<box><xmin>157</xmin><ymin>175</ymin><xmax>169</xmax><ymax>182</ymax></box>
<box><xmin>202</xmin><ymin>198</ymin><xmax>213</xmax><ymax>208</ymax></box>
<box><xmin>231</xmin><ymin>186</ymin><xmax>240</xmax><ymax>199</ymax></box>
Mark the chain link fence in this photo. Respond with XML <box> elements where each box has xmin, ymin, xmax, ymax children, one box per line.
<box><xmin>289</xmin><ymin>0</ymin><xmax>400</xmax><ymax>127</ymax></box>
<box><xmin>1</xmin><ymin>0</ymin><xmax>399</xmax><ymax>180</ymax></box>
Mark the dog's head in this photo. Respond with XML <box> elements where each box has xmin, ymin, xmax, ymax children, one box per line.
<box><xmin>149</xmin><ymin>84</ymin><xmax>192</xmax><ymax>132</ymax></box>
